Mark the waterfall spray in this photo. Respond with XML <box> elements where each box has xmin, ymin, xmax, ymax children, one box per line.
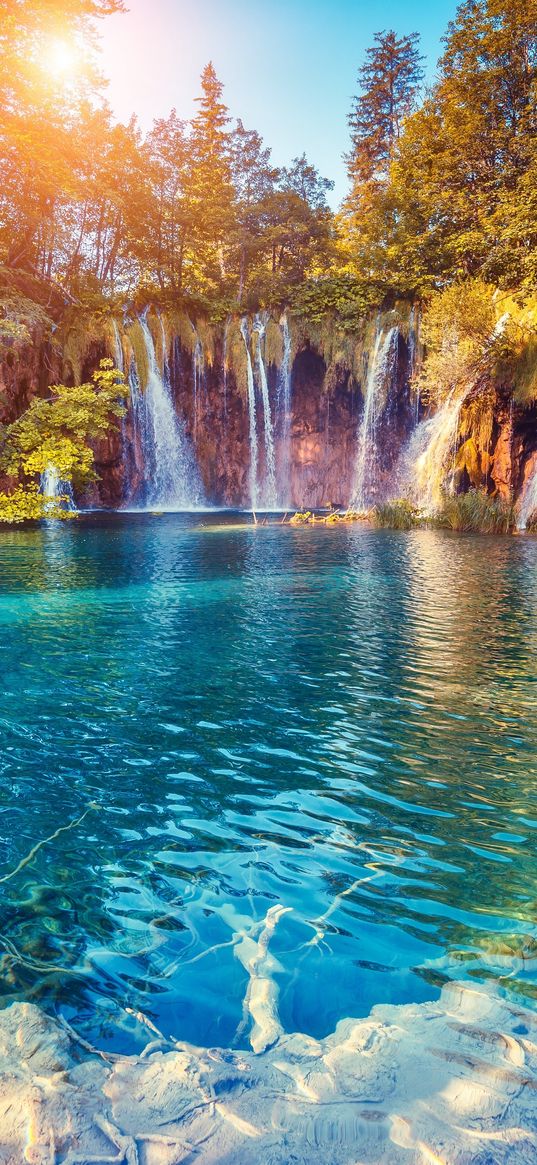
<box><xmin>518</xmin><ymin>459</ymin><xmax>537</xmax><ymax>529</ymax></box>
<box><xmin>126</xmin><ymin>312</ymin><xmax>204</xmax><ymax>510</ymax></box>
<box><xmin>401</xmin><ymin>390</ymin><xmax>467</xmax><ymax>512</ymax></box>
<box><xmin>190</xmin><ymin>323</ymin><xmax>205</xmax><ymax>441</ymax></box>
<box><xmin>278</xmin><ymin>313</ymin><xmax>293</xmax><ymax>507</ymax></box>
<box><xmin>241</xmin><ymin>318</ymin><xmax>258</xmax><ymax>512</ymax></box>
<box><xmin>352</xmin><ymin>323</ymin><xmax>399</xmax><ymax>510</ymax></box>
<box><xmin>254</xmin><ymin>315</ymin><xmax>277</xmax><ymax>509</ymax></box>
<box><xmin>40</xmin><ymin>466</ymin><xmax>75</xmax><ymax>513</ymax></box>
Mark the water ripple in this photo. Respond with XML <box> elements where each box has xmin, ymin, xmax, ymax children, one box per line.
<box><xmin>0</xmin><ymin>515</ymin><xmax>536</xmax><ymax>1051</ymax></box>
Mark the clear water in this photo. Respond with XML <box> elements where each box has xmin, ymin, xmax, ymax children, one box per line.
<box><xmin>0</xmin><ymin>516</ymin><xmax>536</xmax><ymax>1056</ymax></box>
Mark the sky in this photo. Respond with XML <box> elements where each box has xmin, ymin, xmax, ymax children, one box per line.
<box><xmin>99</xmin><ymin>0</ymin><xmax>459</xmax><ymax>207</ymax></box>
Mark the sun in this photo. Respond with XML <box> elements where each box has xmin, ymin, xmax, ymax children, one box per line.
<box><xmin>46</xmin><ymin>39</ymin><xmax>77</xmax><ymax>77</ymax></box>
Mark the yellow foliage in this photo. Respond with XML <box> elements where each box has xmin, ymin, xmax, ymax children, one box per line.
<box><xmin>0</xmin><ymin>483</ymin><xmax>75</xmax><ymax>524</ymax></box>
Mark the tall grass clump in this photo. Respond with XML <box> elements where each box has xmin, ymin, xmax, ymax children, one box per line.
<box><xmin>371</xmin><ymin>499</ymin><xmax>421</xmax><ymax>530</ymax></box>
<box><xmin>435</xmin><ymin>489</ymin><xmax>516</xmax><ymax>533</ymax></box>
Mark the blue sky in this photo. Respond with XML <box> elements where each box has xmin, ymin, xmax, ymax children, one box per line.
<box><xmin>99</xmin><ymin>0</ymin><xmax>458</xmax><ymax>206</ymax></box>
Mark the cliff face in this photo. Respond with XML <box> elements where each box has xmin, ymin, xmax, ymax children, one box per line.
<box><xmin>2</xmin><ymin>304</ymin><xmax>537</xmax><ymax>514</ymax></box>
<box><xmin>86</xmin><ymin>307</ymin><xmax>420</xmax><ymax>511</ymax></box>
<box><xmin>0</xmin><ymin>329</ymin><xmax>61</xmax><ymax>425</ymax></box>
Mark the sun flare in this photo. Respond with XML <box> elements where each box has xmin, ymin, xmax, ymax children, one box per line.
<box><xmin>46</xmin><ymin>39</ymin><xmax>77</xmax><ymax>76</ymax></box>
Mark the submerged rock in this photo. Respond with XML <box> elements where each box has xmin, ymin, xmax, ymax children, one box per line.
<box><xmin>1</xmin><ymin>981</ymin><xmax>536</xmax><ymax>1164</ymax></box>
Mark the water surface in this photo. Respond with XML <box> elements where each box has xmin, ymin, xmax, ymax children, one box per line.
<box><xmin>0</xmin><ymin>514</ymin><xmax>536</xmax><ymax>1052</ymax></box>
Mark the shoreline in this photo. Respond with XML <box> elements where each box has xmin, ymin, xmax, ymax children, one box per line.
<box><xmin>1</xmin><ymin>977</ymin><xmax>536</xmax><ymax>1164</ymax></box>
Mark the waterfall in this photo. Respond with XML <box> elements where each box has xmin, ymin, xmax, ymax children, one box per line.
<box><xmin>254</xmin><ymin>315</ymin><xmax>277</xmax><ymax>509</ymax></box>
<box><xmin>111</xmin><ymin>320</ymin><xmax>124</xmax><ymax>373</ymax></box>
<box><xmin>190</xmin><ymin>323</ymin><xmax>204</xmax><ymax>440</ymax></box>
<box><xmin>408</xmin><ymin>307</ymin><xmax>421</xmax><ymax>424</ymax></box>
<box><xmin>126</xmin><ymin>312</ymin><xmax>204</xmax><ymax>510</ymax></box>
<box><xmin>518</xmin><ymin>462</ymin><xmax>537</xmax><ymax>528</ymax></box>
<box><xmin>278</xmin><ymin>312</ymin><xmax>293</xmax><ymax>507</ymax></box>
<box><xmin>352</xmin><ymin>323</ymin><xmax>399</xmax><ymax>510</ymax></box>
<box><xmin>40</xmin><ymin>465</ymin><xmax>75</xmax><ymax>513</ymax></box>
<box><xmin>401</xmin><ymin>390</ymin><xmax>467</xmax><ymax>512</ymax></box>
<box><xmin>241</xmin><ymin>318</ymin><xmax>258</xmax><ymax>511</ymax></box>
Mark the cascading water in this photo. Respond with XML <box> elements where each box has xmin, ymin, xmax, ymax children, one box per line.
<box><xmin>254</xmin><ymin>315</ymin><xmax>277</xmax><ymax>509</ymax></box>
<box><xmin>408</xmin><ymin>306</ymin><xmax>421</xmax><ymax>424</ymax></box>
<box><xmin>40</xmin><ymin>465</ymin><xmax>75</xmax><ymax>513</ymax></box>
<box><xmin>111</xmin><ymin>320</ymin><xmax>124</xmax><ymax>373</ymax></box>
<box><xmin>352</xmin><ymin>323</ymin><xmax>399</xmax><ymax>510</ymax></box>
<box><xmin>190</xmin><ymin>323</ymin><xmax>205</xmax><ymax>440</ymax></box>
<box><xmin>277</xmin><ymin>312</ymin><xmax>293</xmax><ymax>507</ymax></box>
<box><xmin>241</xmin><ymin>318</ymin><xmax>258</xmax><ymax>511</ymax></box>
<box><xmin>401</xmin><ymin>389</ymin><xmax>467</xmax><ymax>512</ymax></box>
<box><xmin>518</xmin><ymin>461</ymin><xmax>537</xmax><ymax>528</ymax></box>
<box><xmin>126</xmin><ymin>312</ymin><xmax>204</xmax><ymax>510</ymax></box>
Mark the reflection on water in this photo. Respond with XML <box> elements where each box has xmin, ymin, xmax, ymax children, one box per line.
<box><xmin>0</xmin><ymin>514</ymin><xmax>536</xmax><ymax>1053</ymax></box>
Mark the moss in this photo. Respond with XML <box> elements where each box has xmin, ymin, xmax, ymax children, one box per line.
<box><xmin>264</xmin><ymin>318</ymin><xmax>284</xmax><ymax>367</ymax></box>
<box><xmin>226</xmin><ymin>318</ymin><xmax>249</xmax><ymax>397</ymax></box>
<box><xmin>125</xmin><ymin>318</ymin><xmax>149</xmax><ymax>391</ymax></box>
<box><xmin>166</xmin><ymin>309</ymin><xmax>197</xmax><ymax>358</ymax></box>
<box><xmin>61</xmin><ymin>312</ymin><xmax>110</xmax><ymax>385</ymax></box>
<box><xmin>196</xmin><ymin>318</ymin><xmax>216</xmax><ymax>367</ymax></box>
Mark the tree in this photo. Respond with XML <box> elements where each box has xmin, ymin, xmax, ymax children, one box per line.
<box><xmin>140</xmin><ymin>110</ymin><xmax>192</xmax><ymax>293</ymax></box>
<box><xmin>0</xmin><ymin>359</ymin><xmax>126</xmax><ymax>512</ymax></box>
<box><xmin>229</xmin><ymin>120</ymin><xmax>279</xmax><ymax>301</ymax></box>
<box><xmin>185</xmin><ymin>63</ymin><xmax>235</xmax><ymax>292</ymax></box>
<box><xmin>0</xmin><ymin>0</ymin><xmax>126</xmax><ymax>284</ymax></box>
<box><xmin>346</xmin><ymin>30</ymin><xmax>424</xmax><ymax>191</ymax></box>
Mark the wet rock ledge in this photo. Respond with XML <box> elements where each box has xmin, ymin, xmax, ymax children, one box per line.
<box><xmin>0</xmin><ymin>980</ymin><xmax>536</xmax><ymax>1164</ymax></box>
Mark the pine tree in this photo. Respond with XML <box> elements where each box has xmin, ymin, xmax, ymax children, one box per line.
<box><xmin>186</xmin><ymin>62</ymin><xmax>235</xmax><ymax>289</ymax></box>
<box><xmin>347</xmin><ymin>30</ymin><xmax>424</xmax><ymax>189</ymax></box>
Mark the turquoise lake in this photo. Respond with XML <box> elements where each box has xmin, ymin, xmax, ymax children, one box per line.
<box><xmin>0</xmin><ymin>514</ymin><xmax>536</xmax><ymax>1053</ymax></box>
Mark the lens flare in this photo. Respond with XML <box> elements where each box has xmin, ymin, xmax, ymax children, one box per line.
<box><xmin>46</xmin><ymin>39</ymin><xmax>77</xmax><ymax>76</ymax></box>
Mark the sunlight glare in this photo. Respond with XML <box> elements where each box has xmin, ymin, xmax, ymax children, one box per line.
<box><xmin>46</xmin><ymin>39</ymin><xmax>77</xmax><ymax>77</ymax></box>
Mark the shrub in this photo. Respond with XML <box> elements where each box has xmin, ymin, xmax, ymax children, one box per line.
<box><xmin>434</xmin><ymin>489</ymin><xmax>516</xmax><ymax>534</ymax></box>
<box><xmin>372</xmin><ymin>499</ymin><xmax>422</xmax><ymax>529</ymax></box>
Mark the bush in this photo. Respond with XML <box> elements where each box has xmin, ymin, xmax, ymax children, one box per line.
<box><xmin>372</xmin><ymin>499</ymin><xmax>422</xmax><ymax>529</ymax></box>
<box><xmin>434</xmin><ymin>489</ymin><xmax>516</xmax><ymax>534</ymax></box>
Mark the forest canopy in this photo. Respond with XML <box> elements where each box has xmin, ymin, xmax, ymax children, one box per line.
<box><xmin>0</xmin><ymin>0</ymin><xmax>536</xmax><ymax>319</ymax></box>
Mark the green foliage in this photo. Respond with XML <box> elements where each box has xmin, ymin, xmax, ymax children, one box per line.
<box><xmin>372</xmin><ymin>499</ymin><xmax>421</xmax><ymax>529</ymax></box>
<box><xmin>416</xmin><ymin>282</ymin><xmax>505</xmax><ymax>407</ymax></box>
<box><xmin>0</xmin><ymin>359</ymin><xmax>125</xmax><ymax>497</ymax></box>
<box><xmin>342</xmin><ymin>2</ymin><xmax>537</xmax><ymax>298</ymax></box>
<box><xmin>347</xmin><ymin>30</ymin><xmax>424</xmax><ymax>188</ymax></box>
<box><xmin>0</xmin><ymin>280</ymin><xmax>54</xmax><ymax>351</ymax></box>
<box><xmin>434</xmin><ymin>489</ymin><xmax>517</xmax><ymax>534</ymax></box>
<box><xmin>290</xmin><ymin>276</ymin><xmax>379</xmax><ymax>327</ymax></box>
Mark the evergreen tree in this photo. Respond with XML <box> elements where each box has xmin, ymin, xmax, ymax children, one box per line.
<box><xmin>186</xmin><ymin>62</ymin><xmax>235</xmax><ymax>291</ymax></box>
<box><xmin>346</xmin><ymin>30</ymin><xmax>424</xmax><ymax>190</ymax></box>
<box><xmin>387</xmin><ymin>0</ymin><xmax>537</xmax><ymax>290</ymax></box>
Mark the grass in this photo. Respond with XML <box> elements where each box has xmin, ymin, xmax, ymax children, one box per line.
<box><xmin>371</xmin><ymin>499</ymin><xmax>422</xmax><ymax>529</ymax></box>
<box><xmin>434</xmin><ymin>489</ymin><xmax>517</xmax><ymax>534</ymax></box>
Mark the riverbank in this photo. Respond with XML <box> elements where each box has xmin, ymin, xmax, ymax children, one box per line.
<box><xmin>2</xmin><ymin>973</ymin><xmax>536</xmax><ymax>1165</ymax></box>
